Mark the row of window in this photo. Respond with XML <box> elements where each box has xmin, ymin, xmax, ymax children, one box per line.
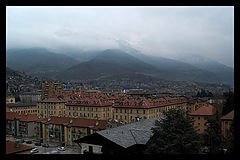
<box><xmin>15</xmin><ymin>110</ymin><xmax>37</xmax><ymax>114</ymax></box>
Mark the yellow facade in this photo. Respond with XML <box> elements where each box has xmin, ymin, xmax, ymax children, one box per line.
<box><xmin>41</xmin><ymin>122</ymin><xmax>96</xmax><ymax>146</ymax></box>
<box><xmin>113</xmin><ymin>102</ymin><xmax>187</xmax><ymax>124</ymax></box>
<box><xmin>65</xmin><ymin>105</ymin><xmax>112</xmax><ymax>120</ymax></box>
<box><xmin>37</xmin><ymin>101</ymin><xmax>67</xmax><ymax>118</ymax></box>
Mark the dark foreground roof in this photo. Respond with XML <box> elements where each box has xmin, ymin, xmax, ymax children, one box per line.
<box><xmin>79</xmin><ymin>116</ymin><xmax>164</xmax><ymax>149</ymax></box>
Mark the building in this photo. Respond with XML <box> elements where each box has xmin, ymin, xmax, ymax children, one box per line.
<box><xmin>39</xmin><ymin>116</ymin><xmax>108</xmax><ymax>146</ymax></box>
<box><xmin>75</xmin><ymin>116</ymin><xmax>163</xmax><ymax>154</ymax></box>
<box><xmin>6</xmin><ymin>102</ymin><xmax>37</xmax><ymax>115</ymax></box>
<box><xmin>65</xmin><ymin>100</ymin><xmax>113</xmax><ymax>120</ymax></box>
<box><xmin>113</xmin><ymin>96</ymin><xmax>187</xmax><ymax>124</ymax></box>
<box><xmin>37</xmin><ymin>94</ymin><xmax>189</xmax><ymax>125</ymax></box>
<box><xmin>19</xmin><ymin>92</ymin><xmax>41</xmax><ymax>103</ymax></box>
<box><xmin>6</xmin><ymin>112</ymin><xmax>39</xmax><ymax>138</ymax></box>
<box><xmin>37</xmin><ymin>97</ymin><xmax>72</xmax><ymax>118</ymax></box>
<box><xmin>6</xmin><ymin>140</ymin><xmax>34</xmax><ymax>154</ymax></box>
<box><xmin>41</xmin><ymin>81</ymin><xmax>63</xmax><ymax>100</ymax></box>
<box><xmin>189</xmin><ymin>104</ymin><xmax>216</xmax><ymax>133</ymax></box>
<box><xmin>221</xmin><ymin>110</ymin><xmax>234</xmax><ymax>138</ymax></box>
<box><xmin>186</xmin><ymin>99</ymin><xmax>206</xmax><ymax>113</ymax></box>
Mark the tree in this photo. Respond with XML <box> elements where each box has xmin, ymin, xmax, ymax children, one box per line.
<box><xmin>145</xmin><ymin>109</ymin><xmax>201</xmax><ymax>154</ymax></box>
<box><xmin>202</xmin><ymin>117</ymin><xmax>222</xmax><ymax>154</ymax></box>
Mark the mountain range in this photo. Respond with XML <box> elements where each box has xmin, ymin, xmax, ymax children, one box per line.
<box><xmin>6</xmin><ymin>47</ymin><xmax>234</xmax><ymax>86</ymax></box>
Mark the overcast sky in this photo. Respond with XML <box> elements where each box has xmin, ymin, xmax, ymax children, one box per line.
<box><xmin>6</xmin><ymin>6</ymin><xmax>234</xmax><ymax>67</ymax></box>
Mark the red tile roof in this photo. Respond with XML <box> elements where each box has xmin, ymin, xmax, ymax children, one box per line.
<box><xmin>20</xmin><ymin>114</ymin><xmax>39</xmax><ymax>122</ymax></box>
<box><xmin>45</xmin><ymin>116</ymin><xmax>107</xmax><ymax>130</ymax></box>
<box><xmin>221</xmin><ymin>110</ymin><xmax>234</xmax><ymax>120</ymax></box>
<box><xmin>6</xmin><ymin>112</ymin><xmax>20</xmax><ymax>121</ymax></box>
<box><xmin>68</xmin><ymin>118</ymin><xmax>108</xmax><ymax>130</ymax></box>
<box><xmin>45</xmin><ymin>116</ymin><xmax>72</xmax><ymax>125</ymax></box>
<box><xmin>6</xmin><ymin>140</ymin><xmax>34</xmax><ymax>154</ymax></box>
<box><xmin>6</xmin><ymin>112</ymin><xmax>39</xmax><ymax>122</ymax></box>
<box><xmin>189</xmin><ymin>104</ymin><xmax>216</xmax><ymax>116</ymax></box>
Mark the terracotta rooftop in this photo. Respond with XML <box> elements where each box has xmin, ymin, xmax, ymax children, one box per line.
<box><xmin>221</xmin><ymin>110</ymin><xmax>234</xmax><ymax>120</ymax></box>
<box><xmin>189</xmin><ymin>104</ymin><xmax>216</xmax><ymax>116</ymax></box>
<box><xmin>38</xmin><ymin>97</ymin><xmax>71</xmax><ymax>103</ymax></box>
<box><xmin>45</xmin><ymin>116</ymin><xmax>72</xmax><ymax>125</ymax></box>
<box><xmin>45</xmin><ymin>116</ymin><xmax>107</xmax><ymax>130</ymax></box>
<box><xmin>68</xmin><ymin>118</ymin><xmax>108</xmax><ymax>130</ymax></box>
<box><xmin>6</xmin><ymin>112</ymin><xmax>39</xmax><ymax>122</ymax></box>
<box><xmin>6</xmin><ymin>140</ymin><xmax>34</xmax><ymax>154</ymax></box>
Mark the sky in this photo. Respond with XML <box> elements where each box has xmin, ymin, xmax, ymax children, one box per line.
<box><xmin>6</xmin><ymin>6</ymin><xmax>234</xmax><ymax>67</ymax></box>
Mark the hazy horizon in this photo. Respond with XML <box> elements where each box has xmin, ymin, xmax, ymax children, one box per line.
<box><xmin>6</xmin><ymin>6</ymin><xmax>234</xmax><ymax>68</ymax></box>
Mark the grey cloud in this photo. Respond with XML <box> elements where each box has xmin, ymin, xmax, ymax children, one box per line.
<box><xmin>6</xmin><ymin>6</ymin><xmax>234</xmax><ymax>67</ymax></box>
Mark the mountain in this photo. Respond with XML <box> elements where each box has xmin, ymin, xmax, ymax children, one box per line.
<box><xmin>65</xmin><ymin>50</ymin><xmax>103</xmax><ymax>63</ymax></box>
<box><xmin>116</xmin><ymin>40</ymin><xmax>234</xmax><ymax>86</ymax></box>
<box><xmin>6</xmin><ymin>48</ymin><xmax>80</xmax><ymax>79</ymax></box>
<box><xmin>59</xmin><ymin>49</ymin><xmax>167</xmax><ymax>80</ymax></box>
<box><xmin>171</xmin><ymin>54</ymin><xmax>234</xmax><ymax>86</ymax></box>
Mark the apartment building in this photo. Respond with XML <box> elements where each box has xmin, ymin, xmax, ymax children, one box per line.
<box><xmin>41</xmin><ymin>81</ymin><xmax>63</xmax><ymax>100</ymax></box>
<box><xmin>189</xmin><ymin>104</ymin><xmax>216</xmax><ymax>133</ymax></box>
<box><xmin>37</xmin><ymin>97</ymin><xmax>72</xmax><ymax>118</ymax></box>
<box><xmin>221</xmin><ymin>110</ymin><xmax>234</xmax><ymax>138</ymax></box>
<box><xmin>6</xmin><ymin>102</ymin><xmax>38</xmax><ymax>115</ymax></box>
<box><xmin>6</xmin><ymin>112</ymin><xmax>39</xmax><ymax>138</ymax></box>
<box><xmin>39</xmin><ymin>116</ymin><xmax>107</xmax><ymax>146</ymax></box>
<box><xmin>113</xmin><ymin>96</ymin><xmax>187</xmax><ymax>124</ymax></box>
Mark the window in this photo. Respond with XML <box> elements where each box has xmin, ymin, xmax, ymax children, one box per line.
<box><xmin>198</xmin><ymin>123</ymin><xmax>200</xmax><ymax>126</ymax></box>
<box><xmin>198</xmin><ymin>117</ymin><xmax>200</xmax><ymax>120</ymax></box>
<box><xmin>130</xmin><ymin>110</ymin><xmax>132</xmax><ymax>114</ymax></box>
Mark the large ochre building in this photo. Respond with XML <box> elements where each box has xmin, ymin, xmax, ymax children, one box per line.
<box><xmin>37</xmin><ymin>93</ymin><xmax>191</xmax><ymax>125</ymax></box>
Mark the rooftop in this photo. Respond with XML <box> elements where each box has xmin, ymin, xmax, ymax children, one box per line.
<box><xmin>6</xmin><ymin>140</ymin><xmax>34</xmax><ymax>154</ymax></box>
<box><xmin>45</xmin><ymin>116</ymin><xmax>108</xmax><ymax>130</ymax></box>
<box><xmin>221</xmin><ymin>110</ymin><xmax>234</xmax><ymax>120</ymax></box>
<box><xmin>6</xmin><ymin>112</ymin><xmax>39</xmax><ymax>122</ymax></box>
<box><xmin>189</xmin><ymin>104</ymin><xmax>216</xmax><ymax>116</ymax></box>
<box><xmin>6</xmin><ymin>102</ymin><xmax>37</xmax><ymax>107</ymax></box>
<box><xmin>95</xmin><ymin>116</ymin><xmax>164</xmax><ymax>148</ymax></box>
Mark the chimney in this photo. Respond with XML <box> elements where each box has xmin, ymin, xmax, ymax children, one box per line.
<box><xmin>70</xmin><ymin>119</ymin><xmax>73</xmax><ymax>124</ymax></box>
<box><xmin>48</xmin><ymin>118</ymin><xmax>51</xmax><ymax>122</ymax></box>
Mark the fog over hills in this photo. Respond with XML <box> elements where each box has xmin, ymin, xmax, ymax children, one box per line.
<box><xmin>6</xmin><ymin>47</ymin><xmax>234</xmax><ymax>87</ymax></box>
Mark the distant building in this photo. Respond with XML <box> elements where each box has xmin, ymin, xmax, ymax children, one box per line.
<box><xmin>41</xmin><ymin>81</ymin><xmax>63</xmax><ymax>100</ymax></box>
<box><xmin>6</xmin><ymin>102</ymin><xmax>37</xmax><ymax>115</ymax></box>
<box><xmin>19</xmin><ymin>92</ymin><xmax>41</xmax><ymax>103</ymax></box>
<box><xmin>221</xmin><ymin>110</ymin><xmax>234</xmax><ymax>138</ymax></box>
<box><xmin>6</xmin><ymin>140</ymin><xmax>34</xmax><ymax>154</ymax></box>
<box><xmin>189</xmin><ymin>104</ymin><xmax>217</xmax><ymax>133</ymax></box>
